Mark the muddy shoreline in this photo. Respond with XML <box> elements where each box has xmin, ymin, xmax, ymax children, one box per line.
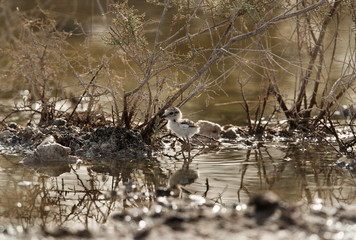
<box><xmin>0</xmin><ymin>121</ymin><xmax>151</xmax><ymax>159</ymax></box>
<box><xmin>2</xmin><ymin>191</ymin><xmax>356</xmax><ymax>240</ymax></box>
<box><xmin>1</xmin><ymin>121</ymin><xmax>356</xmax><ymax>239</ymax></box>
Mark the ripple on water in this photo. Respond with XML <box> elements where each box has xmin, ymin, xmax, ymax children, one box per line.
<box><xmin>0</xmin><ymin>141</ymin><xmax>356</xmax><ymax>230</ymax></box>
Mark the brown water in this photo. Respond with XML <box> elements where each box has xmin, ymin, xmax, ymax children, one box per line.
<box><xmin>2</xmin><ymin>0</ymin><xmax>354</xmax><ymax>126</ymax></box>
<box><xmin>1</xmin><ymin>140</ymin><xmax>355</xmax><ymax>230</ymax></box>
<box><xmin>1</xmin><ymin>0</ymin><xmax>356</xmax><ymax>233</ymax></box>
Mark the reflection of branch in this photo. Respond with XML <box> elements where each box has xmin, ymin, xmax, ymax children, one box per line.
<box><xmin>203</xmin><ymin>178</ymin><xmax>209</xmax><ymax>198</ymax></box>
<box><xmin>1</xmin><ymin>157</ymin><xmax>168</xmax><ymax>229</ymax></box>
<box><xmin>211</xmin><ymin>185</ymin><xmax>228</xmax><ymax>204</ymax></box>
<box><xmin>70</xmin><ymin>167</ymin><xmax>108</xmax><ymax>221</ymax></box>
<box><xmin>237</xmin><ymin>149</ymin><xmax>251</xmax><ymax>203</ymax></box>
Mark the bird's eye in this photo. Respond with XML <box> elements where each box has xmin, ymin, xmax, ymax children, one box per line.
<box><xmin>169</xmin><ymin>112</ymin><xmax>173</xmax><ymax>115</ymax></box>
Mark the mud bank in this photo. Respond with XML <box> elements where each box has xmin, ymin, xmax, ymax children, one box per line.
<box><xmin>1</xmin><ymin>192</ymin><xmax>356</xmax><ymax>240</ymax></box>
<box><xmin>0</xmin><ymin>121</ymin><xmax>151</xmax><ymax>159</ymax></box>
<box><xmin>1</xmin><ymin>122</ymin><xmax>356</xmax><ymax>240</ymax></box>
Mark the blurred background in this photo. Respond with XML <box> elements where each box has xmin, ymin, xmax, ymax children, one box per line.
<box><xmin>0</xmin><ymin>0</ymin><xmax>354</xmax><ymax>126</ymax></box>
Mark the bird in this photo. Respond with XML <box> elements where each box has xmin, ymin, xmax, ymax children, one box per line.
<box><xmin>162</xmin><ymin>107</ymin><xmax>199</xmax><ymax>158</ymax></box>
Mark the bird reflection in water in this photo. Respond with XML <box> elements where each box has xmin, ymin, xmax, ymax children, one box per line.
<box><xmin>168</xmin><ymin>162</ymin><xmax>199</xmax><ymax>198</ymax></box>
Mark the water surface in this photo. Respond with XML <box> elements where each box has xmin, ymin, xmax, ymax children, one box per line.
<box><xmin>1</xmin><ymin>0</ymin><xmax>356</xmax><ymax>233</ymax></box>
<box><xmin>1</xmin><ymin>141</ymin><xmax>355</xmax><ymax>230</ymax></box>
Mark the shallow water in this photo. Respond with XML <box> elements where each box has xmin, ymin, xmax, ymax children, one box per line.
<box><xmin>1</xmin><ymin>141</ymin><xmax>355</xmax><ymax>230</ymax></box>
<box><xmin>1</xmin><ymin>1</ymin><xmax>356</xmax><ymax>237</ymax></box>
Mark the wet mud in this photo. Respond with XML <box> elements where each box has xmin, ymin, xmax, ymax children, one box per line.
<box><xmin>1</xmin><ymin>121</ymin><xmax>356</xmax><ymax>239</ymax></box>
<box><xmin>0</xmin><ymin>121</ymin><xmax>151</xmax><ymax>159</ymax></box>
<box><xmin>2</xmin><ymin>192</ymin><xmax>356</xmax><ymax>240</ymax></box>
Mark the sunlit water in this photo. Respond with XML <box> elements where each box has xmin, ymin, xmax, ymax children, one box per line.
<box><xmin>1</xmin><ymin>141</ymin><xmax>356</xmax><ymax>230</ymax></box>
<box><xmin>1</xmin><ymin>0</ymin><xmax>356</xmax><ymax>232</ymax></box>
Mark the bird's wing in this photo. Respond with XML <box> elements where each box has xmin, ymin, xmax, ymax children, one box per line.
<box><xmin>180</xmin><ymin>119</ymin><xmax>197</xmax><ymax>129</ymax></box>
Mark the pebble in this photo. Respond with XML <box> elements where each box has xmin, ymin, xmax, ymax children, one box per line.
<box><xmin>53</xmin><ymin>118</ymin><xmax>67</xmax><ymax>126</ymax></box>
<box><xmin>8</xmin><ymin>122</ymin><xmax>18</xmax><ymax>129</ymax></box>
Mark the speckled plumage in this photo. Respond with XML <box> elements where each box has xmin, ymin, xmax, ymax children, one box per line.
<box><xmin>162</xmin><ymin>107</ymin><xmax>199</xmax><ymax>141</ymax></box>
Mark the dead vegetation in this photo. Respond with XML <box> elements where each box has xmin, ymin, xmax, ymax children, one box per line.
<box><xmin>0</xmin><ymin>0</ymin><xmax>355</xmax><ymax>155</ymax></box>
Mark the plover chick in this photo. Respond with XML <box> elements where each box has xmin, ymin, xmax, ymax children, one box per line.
<box><xmin>162</xmin><ymin>107</ymin><xmax>199</xmax><ymax>144</ymax></box>
<box><xmin>196</xmin><ymin>120</ymin><xmax>222</xmax><ymax>140</ymax></box>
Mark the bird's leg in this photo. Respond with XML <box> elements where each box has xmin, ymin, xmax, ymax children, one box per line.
<box><xmin>182</xmin><ymin>150</ymin><xmax>187</xmax><ymax>162</ymax></box>
<box><xmin>181</xmin><ymin>139</ymin><xmax>187</xmax><ymax>162</ymax></box>
<box><xmin>187</xmin><ymin>138</ymin><xmax>191</xmax><ymax>161</ymax></box>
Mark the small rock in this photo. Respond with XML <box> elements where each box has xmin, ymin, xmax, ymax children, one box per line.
<box><xmin>221</xmin><ymin>128</ymin><xmax>238</xmax><ymax>139</ymax></box>
<box><xmin>36</xmin><ymin>142</ymin><xmax>71</xmax><ymax>160</ymax></box>
<box><xmin>247</xmin><ymin>191</ymin><xmax>282</xmax><ymax>225</ymax></box>
<box><xmin>8</xmin><ymin>122</ymin><xmax>18</xmax><ymax>129</ymax></box>
<box><xmin>40</xmin><ymin>135</ymin><xmax>56</xmax><ymax>145</ymax></box>
<box><xmin>336</xmin><ymin>161</ymin><xmax>346</xmax><ymax>168</ymax></box>
<box><xmin>22</xmin><ymin>135</ymin><xmax>78</xmax><ymax>164</ymax></box>
<box><xmin>0</xmin><ymin>130</ymin><xmax>11</xmax><ymax>140</ymax></box>
<box><xmin>249</xmin><ymin>191</ymin><xmax>280</xmax><ymax>212</ymax></box>
<box><xmin>53</xmin><ymin>118</ymin><xmax>67</xmax><ymax>126</ymax></box>
<box><xmin>21</xmin><ymin>126</ymin><xmax>36</xmax><ymax>142</ymax></box>
<box><xmin>156</xmin><ymin>188</ymin><xmax>172</xmax><ymax>197</ymax></box>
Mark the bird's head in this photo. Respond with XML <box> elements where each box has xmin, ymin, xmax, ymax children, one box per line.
<box><xmin>162</xmin><ymin>107</ymin><xmax>182</xmax><ymax>121</ymax></box>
